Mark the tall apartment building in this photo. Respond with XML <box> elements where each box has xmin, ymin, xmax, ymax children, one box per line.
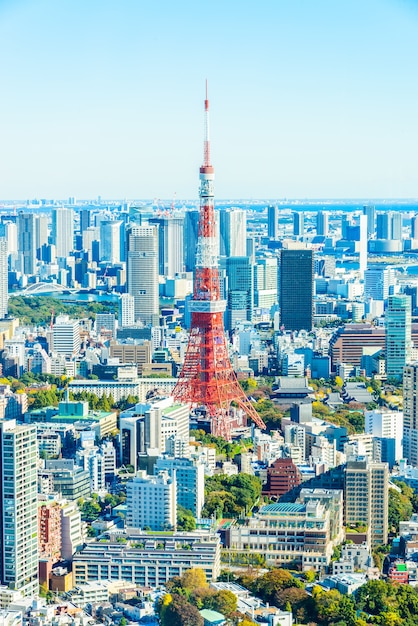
<box><xmin>119</xmin><ymin>293</ymin><xmax>135</xmax><ymax>328</ymax></box>
<box><xmin>38</xmin><ymin>501</ymin><xmax>62</xmax><ymax>561</ymax></box>
<box><xmin>0</xmin><ymin>420</ymin><xmax>38</xmax><ymax>596</ymax></box>
<box><xmin>155</xmin><ymin>457</ymin><xmax>205</xmax><ymax>518</ymax></box>
<box><xmin>126</xmin><ymin>470</ymin><xmax>176</xmax><ymax>531</ymax></box>
<box><xmin>52</xmin><ymin>208</ymin><xmax>74</xmax><ymax>258</ymax></box>
<box><xmin>386</xmin><ymin>294</ymin><xmax>412</xmax><ymax>380</ymax></box>
<box><xmin>279</xmin><ymin>247</ymin><xmax>314</xmax><ymax>332</ymax></box>
<box><xmin>344</xmin><ymin>456</ymin><xmax>388</xmax><ymax>548</ymax></box>
<box><xmin>52</xmin><ymin>315</ymin><xmax>81</xmax><ymax>358</ymax></box>
<box><xmin>126</xmin><ymin>224</ymin><xmax>159</xmax><ymax>326</ymax></box>
<box><xmin>403</xmin><ymin>363</ymin><xmax>418</xmax><ymax>466</ymax></box>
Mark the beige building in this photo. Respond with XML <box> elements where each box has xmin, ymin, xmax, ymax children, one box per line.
<box><xmin>345</xmin><ymin>456</ymin><xmax>388</xmax><ymax>548</ymax></box>
<box><xmin>226</xmin><ymin>489</ymin><xmax>344</xmax><ymax>572</ymax></box>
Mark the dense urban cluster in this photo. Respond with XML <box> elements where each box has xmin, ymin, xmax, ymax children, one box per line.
<box><xmin>0</xmin><ymin>197</ymin><xmax>418</xmax><ymax>626</ymax></box>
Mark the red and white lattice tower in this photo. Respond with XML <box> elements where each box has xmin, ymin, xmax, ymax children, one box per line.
<box><xmin>173</xmin><ymin>84</ymin><xmax>266</xmax><ymax>439</ymax></box>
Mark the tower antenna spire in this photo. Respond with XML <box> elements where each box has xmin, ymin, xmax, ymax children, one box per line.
<box><xmin>203</xmin><ymin>79</ymin><xmax>211</xmax><ymax>167</ymax></box>
<box><xmin>173</xmin><ymin>84</ymin><xmax>265</xmax><ymax>439</ymax></box>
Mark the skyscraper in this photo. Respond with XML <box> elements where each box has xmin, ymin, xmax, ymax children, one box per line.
<box><xmin>149</xmin><ymin>216</ymin><xmax>184</xmax><ymax>277</ymax></box>
<box><xmin>220</xmin><ymin>208</ymin><xmax>247</xmax><ymax>257</ymax></box>
<box><xmin>184</xmin><ymin>209</ymin><xmax>200</xmax><ymax>272</ymax></box>
<box><xmin>293</xmin><ymin>212</ymin><xmax>304</xmax><ymax>237</ymax></box>
<box><xmin>0</xmin><ymin>224</ymin><xmax>8</xmax><ymax>319</ymax></box>
<box><xmin>363</xmin><ymin>205</ymin><xmax>376</xmax><ymax>238</ymax></box>
<box><xmin>385</xmin><ymin>294</ymin><xmax>412</xmax><ymax>380</ymax></box>
<box><xmin>267</xmin><ymin>205</ymin><xmax>279</xmax><ymax>240</ymax></box>
<box><xmin>126</xmin><ymin>224</ymin><xmax>159</xmax><ymax>326</ymax></box>
<box><xmin>226</xmin><ymin>256</ymin><xmax>254</xmax><ymax>330</ymax></box>
<box><xmin>52</xmin><ymin>208</ymin><xmax>75</xmax><ymax>258</ymax></box>
<box><xmin>364</xmin><ymin>267</ymin><xmax>395</xmax><ymax>302</ymax></box>
<box><xmin>0</xmin><ymin>420</ymin><xmax>38</xmax><ymax>595</ymax></box>
<box><xmin>279</xmin><ymin>247</ymin><xmax>314</xmax><ymax>331</ymax></box>
<box><xmin>18</xmin><ymin>212</ymin><xmax>37</xmax><ymax>275</ymax></box>
<box><xmin>358</xmin><ymin>213</ymin><xmax>368</xmax><ymax>275</ymax></box>
<box><xmin>403</xmin><ymin>362</ymin><xmax>418</xmax><ymax>466</ymax></box>
<box><xmin>100</xmin><ymin>220</ymin><xmax>124</xmax><ymax>264</ymax></box>
<box><xmin>316</xmin><ymin>211</ymin><xmax>329</xmax><ymax>237</ymax></box>
<box><xmin>254</xmin><ymin>256</ymin><xmax>278</xmax><ymax>308</ymax></box>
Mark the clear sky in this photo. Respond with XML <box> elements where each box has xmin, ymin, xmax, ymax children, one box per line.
<box><xmin>0</xmin><ymin>0</ymin><xmax>417</xmax><ymax>201</ymax></box>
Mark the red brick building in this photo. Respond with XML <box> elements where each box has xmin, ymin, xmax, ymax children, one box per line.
<box><xmin>262</xmin><ymin>458</ymin><xmax>301</xmax><ymax>498</ymax></box>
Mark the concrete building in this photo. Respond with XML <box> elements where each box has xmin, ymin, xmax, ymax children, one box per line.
<box><xmin>345</xmin><ymin>456</ymin><xmax>389</xmax><ymax>548</ymax></box>
<box><xmin>38</xmin><ymin>501</ymin><xmax>62</xmax><ymax>561</ymax></box>
<box><xmin>0</xmin><ymin>420</ymin><xmax>38</xmax><ymax>596</ymax></box>
<box><xmin>262</xmin><ymin>458</ymin><xmax>301</xmax><ymax>498</ymax></box>
<box><xmin>52</xmin><ymin>315</ymin><xmax>81</xmax><ymax>358</ymax></box>
<box><xmin>120</xmin><ymin>397</ymin><xmax>189</xmax><ymax>469</ymax></box>
<box><xmin>227</xmin><ymin>489</ymin><xmax>344</xmax><ymax>572</ymax></box>
<box><xmin>155</xmin><ymin>457</ymin><xmax>205</xmax><ymax>518</ymax></box>
<box><xmin>118</xmin><ymin>293</ymin><xmax>135</xmax><ymax>328</ymax></box>
<box><xmin>126</xmin><ymin>470</ymin><xmax>176</xmax><ymax>531</ymax></box>
<box><xmin>73</xmin><ymin>530</ymin><xmax>221</xmax><ymax>586</ymax></box>
<box><xmin>126</xmin><ymin>224</ymin><xmax>159</xmax><ymax>325</ymax></box>
<box><xmin>365</xmin><ymin>408</ymin><xmax>403</xmax><ymax>463</ymax></box>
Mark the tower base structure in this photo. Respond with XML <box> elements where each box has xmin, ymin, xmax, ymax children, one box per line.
<box><xmin>173</xmin><ymin>311</ymin><xmax>266</xmax><ymax>440</ymax></box>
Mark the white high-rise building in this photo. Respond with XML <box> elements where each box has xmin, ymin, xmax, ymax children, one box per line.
<box><xmin>365</xmin><ymin>408</ymin><xmax>404</xmax><ymax>462</ymax></box>
<box><xmin>127</xmin><ymin>224</ymin><xmax>159</xmax><ymax>325</ymax></box>
<box><xmin>100</xmin><ymin>220</ymin><xmax>123</xmax><ymax>264</ymax></box>
<box><xmin>364</xmin><ymin>267</ymin><xmax>395</xmax><ymax>302</ymax></box>
<box><xmin>0</xmin><ymin>420</ymin><xmax>38</xmax><ymax>596</ymax></box>
<box><xmin>52</xmin><ymin>208</ymin><xmax>74</xmax><ymax>258</ymax></box>
<box><xmin>149</xmin><ymin>216</ymin><xmax>184</xmax><ymax>277</ymax></box>
<box><xmin>126</xmin><ymin>470</ymin><xmax>176</xmax><ymax>531</ymax></box>
<box><xmin>52</xmin><ymin>315</ymin><xmax>81</xmax><ymax>358</ymax></box>
<box><xmin>220</xmin><ymin>208</ymin><xmax>247</xmax><ymax>257</ymax></box>
<box><xmin>119</xmin><ymin>293</ymin><xmax>135</xmax><ymax>327</ymax></box>
<box><xmin>155</xmin><ymin>457</ymin><xmax>205</xmax><ymax>518</ymax></box>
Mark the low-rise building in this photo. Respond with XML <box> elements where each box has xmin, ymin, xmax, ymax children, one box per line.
<box><xmin>226</xmin><ymin>489</ymin><xmax>344</xmax><ymax>571</ymax></box>
<box><xmin>73</xmin><ymin>531</ymin><xmax>221</xmax><ymax>586</ymax></box>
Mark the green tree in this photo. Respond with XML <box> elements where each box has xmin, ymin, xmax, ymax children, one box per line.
<box><xmin>177</xmin><ymin>506</ymin><xmax>196</xmax><ymax>531</ymax></box>
<box><xmin>160</xmin><ymin>594</ymin><xmax>203</xmax><ymax>626</ymax></box>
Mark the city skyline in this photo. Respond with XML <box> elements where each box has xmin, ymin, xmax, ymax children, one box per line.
<box><xmin>0</xmin><ymin>0</ymin><xmax>417</xmax><ymax>200</ymax></box>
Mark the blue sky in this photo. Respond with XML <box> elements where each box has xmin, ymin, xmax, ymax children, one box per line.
<box><xmin>0</xmin><ymin>0</ymin><xmax>417</xmax><ymax>200</ymax></box>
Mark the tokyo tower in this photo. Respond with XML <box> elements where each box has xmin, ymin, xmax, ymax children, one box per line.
<box><xmin>173</xmin><ymin>84</ymin><xmax>266</xmax><ymax>439</ymax></box>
